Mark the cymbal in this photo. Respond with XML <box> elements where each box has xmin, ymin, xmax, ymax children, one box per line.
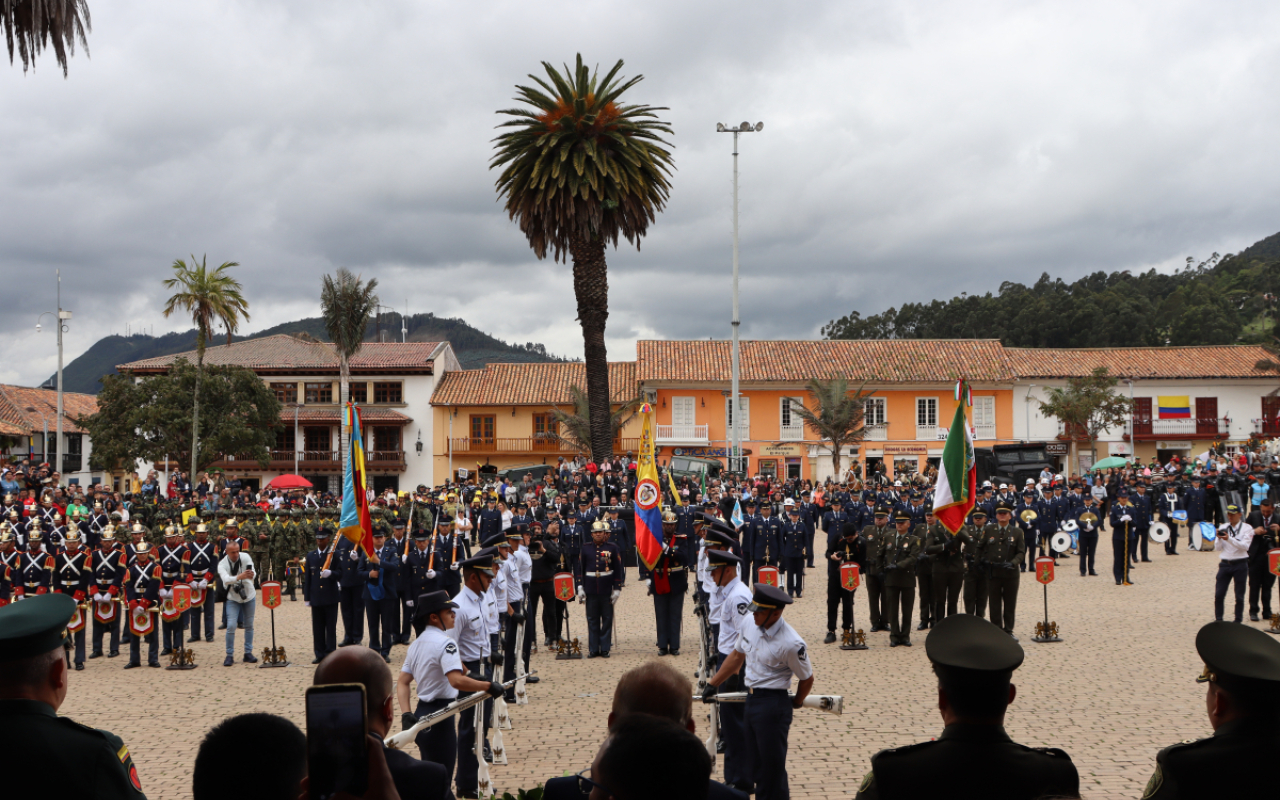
<box><xmin>1020</xmin><ymin>510</ymin><xmax>1038</xmax><ymax>523</ymax></box>
<box><xmin>1078</xmin><ymin>512</ymin><xmax>1098</xmax><ymax>524</ymax></box>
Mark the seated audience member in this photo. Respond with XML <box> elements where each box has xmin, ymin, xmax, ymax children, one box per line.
<box><xmin>193</xmin><ymin>713</ymin><xmax>306</xmax><ymax>800</ymax></box>
<box><xmin>585</xmin><ymin>714</ymin><xmax>712</xmax><ymax>800</ymax></box>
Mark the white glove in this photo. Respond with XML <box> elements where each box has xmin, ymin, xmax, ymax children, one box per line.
<box><xmin>304</xmin><ymin>600</ymin><xmax>310</xmax><ymax>607</ymax></box>
<box><xmin>644</xmin><ymin>578</ymin><xmax>652</xmax><ymax>587</ymax></box>
<box><xmin>1121</xmin><ymin>515</ymin><xmax>1131</xmax><ymax>522</ymax></box>
<box><xmin>200</xmin><ymin>580</ymin><xmax>209</xmax><ymax>590</ymax></box>
<box><xmin>93</xmin><ymin>593</ymin><xmax>105</xmax><ymax>603</ymax></box>
<box><xmin>576</xmin><ymin>585</ymin><xmax>583</xmax><ymax>597</ymax></box>
<box><xmin>405</xmin><ymin>600</ymin><xmax>414</xmax><ymax>607</ymax></box>
<box><xmin>350</xmin><ymin>551</ymin><xmax>359</xmax><ymax>561</ymax></box>
<box><xmin>426</xmin><ymin>569</ymin><xmax>437</xmax><ymax>579</ymax></box>
<box><xmin>337</xmin><ymin>581</ymin><xmax>343</xmax><ymax>590</ymax></box>
<box><xmin>610</xmin><ymin>589</ymin><xmax>621</xmax><ymax>604</ymax></box>
<box><xmin>159</xmin><ymin>588</ymin><xmax>171</xmax><ymax>599</ymax></box>
<box><xmin>450</xmin><ymin>563</ymin><xmax>460</xmax><ymax>571</ymax></box>
<box><xmin>321</xmin><ymin>569</ymin><xmax>332</xmax><ymax>578</ymax></box>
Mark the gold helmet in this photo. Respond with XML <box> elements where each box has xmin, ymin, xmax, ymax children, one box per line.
<box><xmin>592</xmin><ymin>519</ymin><xmax>610</xmax><ymax>533</ymax></box>
<box><xmin>99</xmin><ymin>525</ymin><xmax>115</xmax><ymax>542</ymax></box>
<box><xmin>164</xmin><ymin>525</ymin><xmax>180</xmax><ymax>538</ymax></box>
<box><xmin>27</xmin><ymin>517</ymin><xmax>42</xmax><ymax>530</ymax></box>
<box><xmin>195</xmin><ymin>523</ymin><xmax>209</xmax><ymax>534</ymax></box>
<box><xmin>662</xmin><ymin>510</ymin><xmax>677</xmax><ymax>524</ymax></box>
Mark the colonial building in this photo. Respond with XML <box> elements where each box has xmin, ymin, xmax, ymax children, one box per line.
<box><xmin>1009</xmin><ymin>345</ymin><xmax>1278</xmax><ymax>472</ymax></box>
<box><xmin>635</xmin><ymin>339</ymin><xmax>1017</xmax><ymax>482</ymax></box>
<box><xmin>429</xmin><ymin>361</ymin><xmax>640</xmax><ymax>480</ymax></box>
<box><xmin>0</xmin><ymin>384</ymin><xmax>99</xmax><ymax>486</ymax></box>
<box><xmin>117</xmin><ymin>335</ymin><xmax>460</xmax><ymax>493</ymax></box>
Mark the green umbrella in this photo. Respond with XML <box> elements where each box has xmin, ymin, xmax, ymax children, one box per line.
<box><xmin>1089</xmin><ymin>456</ymin><xmax>1129</xmax><ymax>471</ymax></box>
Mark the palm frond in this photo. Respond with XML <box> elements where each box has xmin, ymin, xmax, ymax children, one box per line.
<box><xmin>548</xmin><ymin>385</ymin><xmax>641</xmax><ymax>452</ymax></box>
<box><xmin>1</xmin><ymin>0</ymin><xmax>90</xmax><ymax>76</ymax></box>
<box><xmin>320</xmin><ymin>268</ymin><xmax>379</xmax><ymax>360</ymax></box>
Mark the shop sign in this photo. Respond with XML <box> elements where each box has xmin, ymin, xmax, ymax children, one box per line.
<box><xmin>759</xmin><ymin>443</ymin><xmax>804</xmax><ymax>457</ymax></box>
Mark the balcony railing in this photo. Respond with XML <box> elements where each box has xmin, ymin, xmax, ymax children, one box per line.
<box><xmin>1129</xmin><ymin>417</ymin><xmax>1229</xmax><ymax>440</ymax></box>
<box><xmin>449</xmin><ymin>438</ymin><xmax>642</xmax><ymax>455</ymax></box>
<box><xmin>656</xmin><ymin>424</ymin><xmax>710</xmax><ymax>443</ymax></box>
<box><xmin>1254</xmin><ymin>418</ymin><xmax>1280</xmax><ymax>437</ymax></box>
<box><xmin>779</xmin><ymin>424</ymin><xmax>805</xmax><ymax>441</ymax></box>
<box><xmin>917</xmin><ymin>425</ymin><xmax>949</xmax><ymax>441</ymax></box>
<box><xmin>208</xmin><ymin>449</ymin><xmax>407</xmax><ymax>471</ymax></box>
<box><xmin>863</xmin><ymin>423</ymin><xmax>889</xmax><ymax>441</ymax></box>
<box><xmin>975</xmin><ymin>425</ymin><xmax>996</xmax><ymax>440</ymax></box>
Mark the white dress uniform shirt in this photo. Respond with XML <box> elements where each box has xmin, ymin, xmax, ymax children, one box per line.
<box><xmin>402</xmin><ymin>625</ymin><xmax>464</xmax><ymax>702</ymax></box>
<box><xmin>735</xmin><ymin>616</ymin><xmax>813</xmax><ymax>689</ymax></box>
<box><xmin>716</xmin><ymin>579</ymin><xmax>754</xmax><ymax>656</ymax></box>
<box><xmin>1217</xmin><ymin>520</ymin><xmax>1253</xmax><ymax>560</ymax></box>
<box><xmin>451</xmin><ymin>585</ymin><xmax>490</xmax><ymax>662</ymax></box>
<box><xmin>698</xmin><ymin>543</ymin><xmax>715</xmax><ymax>596</ymax></box>
<box><xmin>499</xmin><ymin>556</ymin><xmax>523</xmax><ymax>604</ymax></box>
<box><xmin>514</xmin><ymin>545</ymin><xmax>532</xmax><ymax>585</ymax></box>
<box><xmin>481</xmin><ymin>579</ymin><xmax>501</xmax><ymax>635</ymax></box>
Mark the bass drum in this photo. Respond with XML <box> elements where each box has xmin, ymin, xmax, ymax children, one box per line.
<box><xmin>1193</xmin><ymin>521</ymin><xmax>1217</xmax><ymax>552</ymax></box>
<box><xmin>1148</xmin><ymin>522</ymin><xmax>1171</xmax><ymax>544</ymax></box>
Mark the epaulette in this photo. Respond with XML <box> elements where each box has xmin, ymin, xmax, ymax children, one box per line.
<box><xmin>869</xmin><ymin>739</ymin><xmax>935</xmax><ymax>764</ymax></box>
<box><xmin>1021</xmin><ymin>744</ymin><xmax>1073</xmax><ymax>761</ymax></box>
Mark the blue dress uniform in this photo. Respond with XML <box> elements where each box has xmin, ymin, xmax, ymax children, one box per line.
<box><xmin>185</xmin><ymin>532</ymin><xmax>218</xmax><ymax>642</ymax></box>
<box><xmin>1156</xmin><ymin>487</ymin><xmax>1183</xmax><ymax>555</ymax></box>
<box><xmin>360</xmin><ymin>533</ymin><xmax>402</xmax><ymax>660</ymax></box>
<box><xmin>438</xmin><ymin>525</ymin><xmax>470</xmax><ymax>598</ymax></box>
<box><xmin>579</xmin><ymin>529</ymin><xmax>624</xmax><ymax>657</ymax></box>
<box><xmin>303</xmin><ymin>535</ymin><xmax>341</xmax><ymax>662</ymax></box>
<box><xmin>561</xmin><ymin>514</ymin><xmax>585</xmax><ymax>582</ymax></box>
<box><xmin>748</xmin><ymin>510</ymin><xmax>782</xmax><ymax>584</ymax></box>
<box><xmin>476</xmin><ymin>502</ymin><xmax>503</xmax><ymax>546</ymax></box>
<box><xmin>1131</xmin><ymin>487</ymin><xmax>1153</xmax><ymax>563</ymax></box>
<box><xmin>389</xmin><ymin>524</ymin><xmax>415</xmax><ymax>644</ymax></box>
<box><xmin>1074</xmin><ymin>501</ymin><xmax>1102</xmax><ymax>576</ymax></box>
<box><xmin>606</xmin><ymin>511</ymin><xmax>628</xmax><ymax>553</ymax></box>
<box><xmin>1184</xmin><ymin>479</ymin><xmax>1207</xmax><ymax>549</ymax></box>
<box><xmin>123</xmin><ymin>548</ymin><xmax>161</xmax><ymax>668</ymax></box>
<box><xmin>87</xmin><ymin>507</ymin><xmax>110</xmax><ymax>549</ymax></box>
<box><xmin>1037</xmin><ymin>492</ymin><xmax>1062</xmax><ymax>561</ymax></box>
<box><xmin>336</xmin><ymin>534</ymin><xmax>366</xmax><ymax>646</ymax></box>
<box><xmin>16</xmin><ymin>540</ymin><xmax>54</xmax><ymax>599</ymax></box>
<box><xmin>51</xmin><ymin>536</ymin><xmax>90</xmax><ymax>667</ymax></box>
<box><xmin>1015</xmin><ymin>493</ymin><xmax>1040</xmax><ymax>572</ymax></box>
<box><xmin>88</xmin><ymin>539</ymin><xmax>124</xmax><ymax>658</ymax></box>
<box><xmin>798</xmin><ymin>497</ymin><xmax>819</xmax><ymax>568</ymax></box>
<box><xmin>780</xmin><ymin>509</ymin><xmax>807</xmax><ymax>597</ymax></box>
<box><xmin>157</xmin><ymin>535</ymin><xmax>189</xmax><ymax>653</ymax></box>
<box><xmin>1109</xmin><ymin>498</ymin><xmax>1139</xmax><ymax>585</ymax></box>
<box><xmin>404</xmin><ymin>535</ymin><xmax>442</xmax><ymax>634</ymax></box>
<box><xmin>0</xmin><ymin>535</ymin><xmax>21</xmax><ymax>602</ymax></box>
<box><xmin>637</xmin><ymin>514</ymin><xmax>689</xmax><ymax>655</ymax></box>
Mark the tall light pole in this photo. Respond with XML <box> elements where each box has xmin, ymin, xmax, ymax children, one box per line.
<box><xmin>716</xmin><ymin>121</ymin><xmax>762</xmax><ymax>475</ymax></box>
<box><xmin>36</xmin><ymin>269</ymin><xmax>71</xmax><ymax>479</ymax></box>
<box><xmin>25</xmin><ymin>406</ymin><xmax>48</xmax><ymax>463</ymax></box>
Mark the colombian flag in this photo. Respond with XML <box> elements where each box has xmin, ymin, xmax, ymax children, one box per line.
<box><xmin>1158</xmin><ymin>396</ymin><xmax>1191</xmax><ymax>419</ymax></box>
<box><xmin>634</xmin><ymin>403</ymin><xmax>665</xmax><ymax>570</ymax></box>
<box><xmin>339</xmin><ymin>402</ymin><xmax>375</xmax><ymax>557</ymax></box>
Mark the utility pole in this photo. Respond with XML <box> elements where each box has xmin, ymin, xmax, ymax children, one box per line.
<box><xmin>716</xmin><ymin>121</ymin><xmax>762</xmax><ymax>474</ymax></box>
<box><xmin>37</xmin><ymin>270</ymin><xmax>70</xmax><ymax>478</ymax></box>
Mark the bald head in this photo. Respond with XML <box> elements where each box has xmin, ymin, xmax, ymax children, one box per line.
<box><xmin>610</xmin><ymin>661</ymin><xmax>694</xmax><ymax>731</ymax></box>
<box><xmin>314</xmin><ymin>646</ymin><xmax>392</xmax><ymax>730</ymax></box>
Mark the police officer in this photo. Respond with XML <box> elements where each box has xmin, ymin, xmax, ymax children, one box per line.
<box><xmin>780</xmin><ymin>502</ymin><xmax>807</xmax><ymax>598</ymax></box>
<box><xmin>1132</xmin><ymin>482</ymin><xmax>1153</xmax><ymax>564</ymax></box>
<box><xmin>123</xmin><ymin>543</ymin><xmax>161</xmax><ymax>669</ymax></box>
<box><xmin>1110</xmin><ymin>493</ymin><xmax>1139</xmax><ymax>586</ymax></box>
<box><xmin>361</xmin><ymin>524</ymin><xmax>402</xmax><ymax>663</ymax></box>
<box><xmin>824</xmin><ymin>521</ymin><xmax>864</xmax><ymax>644</ymax></box>
<box><xmin>452</xmin><ymin>548</ymin><xmax>500</xmax><ymax>799</ymax></box>
<box><xmin>985</xmin><ymin>504</ymin><xmax>1025</xmax><ymax>638</ymax></box>
<box><xmin>303</xmin><ymin>529</ymin><xmax>341</xmax><ymax>663</ymax></box>
<box><xmin>798</xmin><ymin>491</ymin><xmax>819</xmax><ymax>569</ymax></box>
<box><xmin>397</xmin><ymin>590</ymin><xmax>505</xmax><ymax>783</ymax></box>
<box><xmin>1185</xmin><ymin>475</ymin><xmax>1207</xmax><ymax>550</ymax></box>
<box><xmin>440</xmin><ymin>517</ymin><xmax>470</xmax><ymax>598</ymax></box>
<box><xmin>387</xmin><ymin>519</ymin><xmax>415</xmax><ymax>645</ymax></box>
<box><xmin>528</xmin><ymin>519</ymin><xmax>565</xmax><ymax>647</ymax></box>
<box><xmin>747</xmin><ymin>501</ymin><xmax>781</xmax><ymax>585</ymax></box>
<box><xmin>1014</xmin><ymin>490</ymin><xmax>1040</xmax><ymax>573</ymax></box>
<box><xmin>0</xmin><ymin>594</ymin><xmax>149</xmax><ymax>798</ymax></box>
<box><xmin>561</xmin><ymin>509</ymin><xmax>585</xmax><ymax>584</ymax></box>
<box><xmin>704</xmin><ymin>582</ymin><xmax>813</xmax><ymax>800</ymax></box>
<box><xmin>1141</xmin><ymin>621</ymin><xmax>1280</xmax><ymax>798</ymax></box>
<box><xmin>924</xmin><ymin>512</ymin><xmax>964</xmax><ymax>623</ymax></box>
<box><xmin>476</xmin><ymin>496</ymin><xmax>503</xmax><ymax>548</ymax></box>
<box><xmin>854</xmin><ymin>614</ymin><xmax>1078</xmax><ymax>799</ymax></box>
<box><xmin>336</xmin><ymin>526</ymin><xmax>367</xmax><ymax>647</ymax></box>
<box><xmin>881</xmin><ymin>510</ymin><xmax>921</xmax><ymax>647</ymax></box>
<box><xmin>1245</xmin><ymin>499</ymin><xmax>1279</xmax><ymax>622</ymax></box>
<box><xmin>704</xmin><ymin>548</ymin><xmax>754</xmax><ymax>794</ymax></box>
<box><xmin>861</xmin><ymin>506</ymin><xmax>891</xmax><ymax>633</ymax></box>
<box><xmin>578</xmin><ymin>520</ymin><xmax>623</xmax><ymax>658</ymax></box>
<box><xmin>1074</xmin><ymin>496</ymin><xmax>1101</xmax><ymax>577</ymax></box>
<box><xmin>404</xmin><ymin>524</ymin><xmax>442</xmax><ymax>635</ymax></box>
<box><xmin>638</xmin><ymin>510</ymin><xmax>689</xmax><ymax>656</ymax></box>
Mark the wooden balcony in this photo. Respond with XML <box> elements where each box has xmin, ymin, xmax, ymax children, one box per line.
<box><xmin>449</xmin><ymin>437</ymin><xmax>641</xmax><ymax>456</ymax></box>
<box><xmin>208</xmin><ymin>449</ymin><xmax>407</xmax><ymax>472</ymax></box>
<box><xmin>1126</xmin><ymin>417</ymin><xmax>1229</xmax><ymax>441</ymax></box>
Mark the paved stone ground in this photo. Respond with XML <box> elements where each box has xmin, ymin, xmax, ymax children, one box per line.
<box><xmin>59</xmin><ymin>540</ymin><xmax>1272</xmax><ymax>799</ymax></box>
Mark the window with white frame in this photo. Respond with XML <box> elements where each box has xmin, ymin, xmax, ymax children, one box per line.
<box><xmin>973</xmin><ymin>395</ymin><xmax>995</xmax><ymax>433</ymax></box>
<box><xmin>864</xmin><ymin>398</ymin><xmax>886</xmax><ymax>426</ymax></box>
<box><xmin>726</xmin><ymin>396</ymin><xmax>750</xmax><ymax>433</ymax></box>
<box><xmin>916</xmin><ymin>397</ymin><xmax>938</xmax><ymax>428</ymax></box>
<box><xmin>781</xmin><ymin>397</ymin><xmax>803</xmax><ymax>427</ymax></box>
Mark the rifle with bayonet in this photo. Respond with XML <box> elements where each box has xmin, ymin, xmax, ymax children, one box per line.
<box><xmin>385</xmin><ymin>674</ymin><xmax>527</xmax><ymax>750</ymax></box>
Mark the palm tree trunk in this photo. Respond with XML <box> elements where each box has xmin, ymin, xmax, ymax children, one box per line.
<box><xmin>340</xmin><ymin>356</ymin><xmax>350</xmax><ymax>481</ymax></box>
<box><xmin>831</xmin><ymin>443</ymin><xmax>843</xmax><ymax>483</ymax></box>
<box><xmin>191</xmin><ymin>333</ymin><xmax>204</xmax><ymax>480</ymax></box>
<box><xmin>570</xmin><ymin>233</ymin><xmax>612</xmax><ymax>463</ymax></box>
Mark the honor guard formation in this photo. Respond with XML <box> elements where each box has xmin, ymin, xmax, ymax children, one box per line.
<box><xmin>3</xmin><ymin>449</ymin><xmax>1280</xmax><ymax>799</ymax></box>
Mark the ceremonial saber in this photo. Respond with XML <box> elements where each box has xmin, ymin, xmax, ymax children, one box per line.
<box><xmin>384</xmin><ymin>675</ymin><xmax>528</xmax><ymax>750</ymax></box>
<box><xmin>694</xmin><ymin>692</ymin><xmax>844</xmax><ymax>716</ymax></box>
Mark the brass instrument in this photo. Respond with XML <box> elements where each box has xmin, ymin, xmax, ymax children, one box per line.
<box><xmin>1019</xmin><ymin>509</ymin><xmax>1038</xmax><ymax>523</ymax></box>
<box><xmin>1078</xmin><ymin>512</ymin><xmax>1099</xmax><ymax>525</ymax></box>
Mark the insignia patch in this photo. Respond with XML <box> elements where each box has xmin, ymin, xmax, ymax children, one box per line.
<box><xmin>1141</xmin><ymin>765</ymin><xmax>1162</xmax><ymax>799</ymax></box>
<box><xmin>798</xmin><ymin>645</ymin><xmax>807</xmax><ymax>661</ymax></box>
<box><xmin>444</xmin><ymin>642</ymin><xmax>458</xmax><ymax>654</ymax></box>
<box><xmin>859</xmin><ymin>770</ymin><xmax>874</xmax><ymax>793</ymax></box>
<box><xmin>737</xmin><ymin>602</ymin><xmax>750</xmax><ymax>615</ymax></box>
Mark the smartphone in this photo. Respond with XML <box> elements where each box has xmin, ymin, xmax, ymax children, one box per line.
<box><xmin>305</xmin><ymin>683</ymin><xmax>369</xmax><ymax>800</ymax></box>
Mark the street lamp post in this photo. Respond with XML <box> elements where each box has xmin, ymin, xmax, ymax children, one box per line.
<box><xmin>25</xmin><ymin>406</ymin><xmax>49</xmax><ymax>463</ymax></box>
<box><xmin>36</xmin><ymin>269</ymin><xmax>71</xmax><ymax>479</ymax></box>
<box><xmin>716</xmin><ymin>121</ymin><xmax>762</xmax><ymax>475</ymax></box>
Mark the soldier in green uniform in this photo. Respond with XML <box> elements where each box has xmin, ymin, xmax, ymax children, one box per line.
<box><xmin>960</xmin><ymin>509</ymin><xmax>990</xmax><ymax>617</ymax></box>
<box><xmin>914</xmin><ymin>510</ymin><xmax>938</xmax><ymax>631</ymax></box>
<box><xmin>0</xmin><ymin>594</ymin><xmax>149</xmax><ymax>798</ymax></box>
<box><xmin>984</xmin><ymin>503</ymin><xmax>1026</xmax><ymax>639</ymax></box>
<box><xmin>860</xmin><ymin>507</ymin><xmax>890</xmax><ymax>633</ymax></box>
<box><xmin>854</xmin><ymin>614</ymin><xmax>1078</xmax><ymax>799</ymax></box>
<box><xmin>1141</xmin><ymin>621</ymin><xmax>1280</xmax><ymax>799</ymax></box>
<box><xmin>880</xmin><ymin>510</ymin><xmax>921</xmax><ymax>647</ymax></box>
<box><xmin>923</xmin><ymin>510</ymin><xmax>964</xmax><ymax>623</ymax></box>
<box><xmin>270</xmin><ymin>510</ymin><xmax>299</xmax><ymax>599</ymax></box>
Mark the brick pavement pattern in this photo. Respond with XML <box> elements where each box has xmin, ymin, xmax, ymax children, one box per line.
<box><xmin>59</xmin><ymin>544</ymin><xmax>1250</xmax><ymax>799</ymax></box>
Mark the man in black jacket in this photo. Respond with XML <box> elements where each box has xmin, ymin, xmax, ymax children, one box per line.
<box><xmin>1245</xmin><ymin>499</ymin><xmax>1280</xmax><ymax>622</ymax></box>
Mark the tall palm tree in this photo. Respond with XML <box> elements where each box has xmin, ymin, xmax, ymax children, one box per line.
<box><xmin>789</xmin><ymin>376</ymin><xmax>877</xmax><ymax>481</ymax></box>
<box><xmin>492</xmin><ymin>54</ymin><xmax>674</xmax><ymax>463</ymax></box>
<box><xmin>549</xmin><ymin>384</ymin><xmax>641</xmax><ymax>454</ymax></box>
<box><xmin>2</xmin><ymin>0</ymin><xmax>91</xmax><ymax>76</ymax></box>
<box><xmin>162</xmin><ymin>256</ymin><xmax>250</xmax><ymax>481</ymax></box>
<box><xmin>320</xmin><ymin>268</ymin><xmax>378</xmax><ymax>468</ymax></box>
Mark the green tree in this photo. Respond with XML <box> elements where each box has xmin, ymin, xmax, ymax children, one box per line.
<box><xmin>320</xmin><ymin>268</ymin><xmax>378</xmax><ymax>468</ymax></box>
<box><xmin>162</xmin><ymin>256</ymin><xmax>250</xmax><ymax>483</ymax></box>
<box><xmin>1037</xmin><ymin>366</ymin><xmax>1132</xmax><ymax>469</ymax></box>
<box><xmin>492</xmin><ymin>54</ymin><xmax>674</xmax><ymax>463</ymax></box>
<box><xmin>2</xmin><ymin>0</ymin><xmax>90</xmax><ymax>76</ymax></box>
<box><xmin>787</xmin><ymin>377</ymin><xmax>877</xmax><ymax>480</ymax></box>
<box><xmin>79</xmin><ymin>360</ymin><xmax>281</xmax><ymax>474</ymax></box>
<box><xmin>548</xmin><ymin>384</ymin><xmax>641</xmax><ymax>454</ymax></box>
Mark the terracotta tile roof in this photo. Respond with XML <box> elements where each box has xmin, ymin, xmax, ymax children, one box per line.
<box><xmin>118</xmin><ymin>335</ymin><xmax>444</xmax><ymax>374</ymax></box>
<box><xmin>0</xmin><ymin>384</ymin><xmax>99</xmax><ymax>435</ymax></box>
<box><xmin>1006</xmin><ymin>345</ymin><xmax>1276</xmax><ymax>379</ymax></box>
<box><xmin>432</xmin><ymin>362</ymin><xmax>638</xmax><ymax>406</ymax></box>
<box><xmin>284</xmin><ymin>407</ymin><xmax>413</xmax><ymax>424</ymax></box>
<box><xmin>636</xmin><ymin>340</ymin><xmax>1014</xmax><ymax>384</ymax></box>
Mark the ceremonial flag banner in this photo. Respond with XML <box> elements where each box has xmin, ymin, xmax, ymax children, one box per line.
<box><xmin>667</xmin><ymin>466</ymin><xmax>683</xmax><ymax>508</ymax></box>
<box><xmin>181</xmin><ymin>508</ymin><xmax>198</xmax><ymax>526</ymax></box>
<box><xmin>933</xmin><ymin>383</ymin><xmax>977</xmax><ymax>533</ymax></box>
<box><xmin>1158</xmin><ymin>396</ymin><xmax>1191</xmax><ymax>419</ymax></box>
<box><xmin>634</xmin><ymin>404</ymin><xmax>665</xmax><ymax>570</ymax></box>
<box><xmin>339</xmin><ymin>402</ymin><xmax>375</xmax><ymax>558</ymax></box>
<box><xmin>731</xmin><ymin>499</ymin><xmax>744</xmax><ymax>530</ymax></box>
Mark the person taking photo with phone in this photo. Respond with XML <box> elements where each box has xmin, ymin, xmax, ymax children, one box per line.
<box><xmin>217</xmin><ymin>540</ymin><xmax>259</xmax><ymax>667</ymax></box>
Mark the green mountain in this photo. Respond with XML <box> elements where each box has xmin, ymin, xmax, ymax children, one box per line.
<box><xmin>57</xmin><ymin>312</ymin><xmax>568</xmax><ymax>394</ymax></box>
<box><xmin>824</xmin><ymin>230</ymin><xmax>1280</xmax><ymax>347</ymax></box>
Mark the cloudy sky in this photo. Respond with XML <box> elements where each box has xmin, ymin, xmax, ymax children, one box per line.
<box><xmin>4</xmin><ymin>0</ymin><xmax>1280</xmax><ymax>386</ymax></box>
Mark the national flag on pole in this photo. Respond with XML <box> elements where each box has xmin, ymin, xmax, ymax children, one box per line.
<box><xmin>933</xmin><ymin>389</ymin><xmax>977</xmax><ymax>534</ymax></box>
<box><xmin>633</xmin><ymin>404</ymin><xmax>665</xmax><ymax>570</ymax></box>
<box><xmin>339</xmin><ymin>402</ymin><xmax>375</xmax><ymax>557</ymax></box>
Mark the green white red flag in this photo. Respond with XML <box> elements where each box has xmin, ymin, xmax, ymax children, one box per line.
<box><xmin>933</xmin><ymin>386</ymin><xmax>976</xmax><ymax>533</ymax></box>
